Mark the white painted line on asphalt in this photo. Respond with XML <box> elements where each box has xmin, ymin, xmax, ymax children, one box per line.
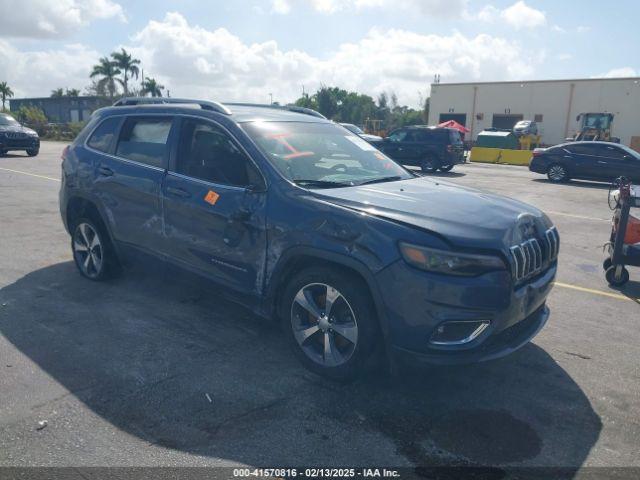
<box><xmin>546</xmin><ymin>210</ymin><xmax>609</xmax><ymax>222</ymax></box>
<box><xmin>0</xmin><ymin>167</ymin><xmax>60</xmax><ymax>182</ymax></box>
<box><xmin>554</xmin><ymin>282</ymin><xmax>639</xmax><ymax>303</ymax></box>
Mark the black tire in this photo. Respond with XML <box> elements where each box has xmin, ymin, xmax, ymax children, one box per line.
<box><xmin>605</xmin><ymin>265</ymin><xmax>629</xmax><ymax>287</ymax></box>
<box><xmin>420</xmin><ymin>157</ymin><xmax>438</xmax><ymax>173</ymax></box>
<box><xmin>547</xmin><ymin>163</ymin><xmax>569</xmax><ymax>183</ymax></box>
<box><xmin>280</xmin><ymin>266</ymin><xmax>380</xmax><ymax>381</ymax></box>
<box><xmin>71</xmin><ymin>216</ymin><xmax>119</xmax><ymax>281</ymax></box>
<box><xmin>26</xmin><ymin>148</ymin><xmax>39</xmax><ymax>157</ymax></box>
<box><xmin>438</xmin><ymin>164</ymin><xmax>454</xmax><ymax>172</ymax></box>
<box><xmin>603</xmin><ymin>258</ymin><xmax>612</xmax><ymax>271</ymax></box>
<box><xmin>0</xmin><ymin>149</ymin><xmax>7</xmax><ymax>157</ymax></box>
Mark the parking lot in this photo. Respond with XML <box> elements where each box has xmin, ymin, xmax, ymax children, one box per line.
<box><xmin>0</xmin><ymin>141</ymin><xmax>639</xmax><ymax>470</ymax></box>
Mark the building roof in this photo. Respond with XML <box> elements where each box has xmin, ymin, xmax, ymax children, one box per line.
<box><xmin>431</xmin><ymin>77</ymin><xmax>640</xmax><ymax>87</ymax></box>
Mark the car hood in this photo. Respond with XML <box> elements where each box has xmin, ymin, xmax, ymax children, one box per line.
<box><xmin>313</xmin><ymin>176</ymin><xmax>550</xmax><ymax>251</ymax></box>
<box><xmin>0</xmin><ymin>125</ymin><xmax>38</xmax><ymax>136</ymax></box>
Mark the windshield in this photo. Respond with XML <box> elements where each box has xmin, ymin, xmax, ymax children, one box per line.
<box><xmin>242</xmin><ymin>121</ymin><xmax>413</xmax><ymax>187</ymax></box>
<box><xmin>0</xmin><ymin>115</ymin><xmax>19</xmax><ymax>126</ymax></box>
<box><xmin>341</xmin><ymin>123</ymin><xmax>364</xmax><ymax>135</ymax></box>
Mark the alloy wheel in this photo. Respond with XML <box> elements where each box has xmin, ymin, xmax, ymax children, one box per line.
<box><xmin>548</xmin><ymin>165</ymin><xmax>566</xmax><ymax>182</ymax></box>
<box><xmin>290</xmin><ymin>283</ymin><xmax>358</xmax><ymax>367</ymax></box>
<box><xmin>73</xmin><ymin>222</ymin><xmax>104</xmax><ymax>278</ymax></box>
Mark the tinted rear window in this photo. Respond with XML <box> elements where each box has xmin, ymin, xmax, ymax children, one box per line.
<box><xmin>115</xmin><ymin>117</ymin><xmax>172</xmax><ymax>168</ymax></box>
<box><xmin>87</xmin><ymin>117</ymin><xmax>121</xmax><ymax>153</ymax></box>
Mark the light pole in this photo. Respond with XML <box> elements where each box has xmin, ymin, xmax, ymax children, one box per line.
<box><xmin>269</xmin><ymin>93</ymin><xmax>273</xmax><ymax>105</ymax></box>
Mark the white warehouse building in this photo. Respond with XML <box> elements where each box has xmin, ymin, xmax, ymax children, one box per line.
<box><xmin>428</xmin><ymin>77</ymin><xmax>640</xmax><ymax>147</ymax></box>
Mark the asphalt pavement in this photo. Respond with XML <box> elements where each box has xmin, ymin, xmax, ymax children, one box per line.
<box><xmin>0</xmin><ymin>142</ymin><xmax>638</xmax><ymax>470</ymax></box>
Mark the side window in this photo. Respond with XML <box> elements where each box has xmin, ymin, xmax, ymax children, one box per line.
<box><xmin>115</xmin><ymin>117</ymin><xmax>172</xmax><ymax>168</ymax></box>
<box><xmin>176</xmin><ymin>118</ymin><xmax>261</xmax><ymax>187</ymax></box>
<box><xmin>388</xmin><ymin>130</ymin><xmax>407</xmax><ymax>142</ymax></box>
<box><xmin>567</xmin><ymin>144</ymin><xmax>597</xmax><ymax>156</ymax></box>
<box><xmin>601</xmin><ymin>145</ymin><xmax>626</xmax><ymax>160</ymax></box>
<box><xmin>87</xmin><ymin>117</ymin><xmax>121</xmax><ymax>153</ymax></box>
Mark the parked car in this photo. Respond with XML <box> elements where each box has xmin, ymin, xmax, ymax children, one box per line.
<box><xmin>0</xmin><ymin>113</ymin><xmax>40</xmax><ymax>157</ymax></box>
<box><xmin>529</xmin><ymin>141</ymin><xmax>640</xmax><ymax>183</ymax></box>
<box><xmin>60</xmin><ymin>98</ymin><xmax>558</xmax><ymax>379</ymax></box>
<box><xmin>372</xmin><ymin>126</ymin><xmax>465</xmax><ymax>173</ymax></box>
<box><xmin>339</xmin><ymin>123</ymin><xmax>382</xmax><ymax>142</ymax></box>
<box><xmin>513</xmin><ymin>120</ymin><xmax>538</xmax><ymax>136</ymax></box>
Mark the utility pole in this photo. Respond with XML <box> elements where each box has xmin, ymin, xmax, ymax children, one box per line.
<box><xmin>269</xmin><ymin>93</ymin><xmax>273</xmax><ymax>105</ymax></box>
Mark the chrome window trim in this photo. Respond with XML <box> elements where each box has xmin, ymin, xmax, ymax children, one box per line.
<box><xmin>165</xmin><ymin>171</ymin><xmax>246</xmax><ymax>192</ymax></box>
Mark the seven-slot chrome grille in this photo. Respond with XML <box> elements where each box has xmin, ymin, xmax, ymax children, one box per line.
<box><xmin>5</xmin><ymin>132</ymin><xmax>28</xmax><ymax>139</ymax></box>
<box><xmin>510</xmin><ymin>226</ymin><xmax>559</xmax><ymax>282</ymax></box>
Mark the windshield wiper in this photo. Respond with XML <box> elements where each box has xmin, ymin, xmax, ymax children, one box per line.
<box><xmin>357</xmin><ymin>176</ymin><xmax>403</xmax><ymax>186</ymax></box>
<box><xmin>293</xmin><ymin>179</ymin><xmax>353</xmax><ymax>188</ymax></box>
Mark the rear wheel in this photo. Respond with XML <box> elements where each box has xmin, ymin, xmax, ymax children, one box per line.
<box><xmin>281</xmin><ymin>267</ymin><xmax>379</xmax><ymax>380</ymax></box>
<box><xmin>547</xmin><ymin>164</ymin><xmax>569</xmax><ymax>183</ymax></box>
<box><xmin>71</xmin><ymin>217</ymin><xmax>118</xmax><ymax>281</ymax></box>
<box><xmin>439</xmin><ymin>164</ymin><xmax>454</xmax><ymax>172</ymax></box>
<box><xmin>420</xmin><ymin>158</ymin><xmax>438</xmax><ymax>173</ymax></box>
<box><xmin>0</xmin><ymin>149</ymin><xmax>7</xmax><ymax>157</ymax></box>
<box><xmin>26</xmin><ymin>148</ymin><xmax>39</xmax><ymax>157</ymax></box>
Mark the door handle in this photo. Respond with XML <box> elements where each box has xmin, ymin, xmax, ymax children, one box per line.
<box><xmin>98</xmin><ymin>166</ymin><xmax>114</xmax><ymax>177</ymax></box>
<box><xmin>165</xmin><ymin>186</ymin><xmax>191</xmax><ymax>198</ymax></box>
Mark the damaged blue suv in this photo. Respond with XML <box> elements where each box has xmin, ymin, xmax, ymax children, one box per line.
<box><xmin>60</xmin><ymin>98</ymin><xmax>559</xmax><ymax>379</ymax></box>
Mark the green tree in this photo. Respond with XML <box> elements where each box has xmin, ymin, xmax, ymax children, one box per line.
<box><xmin>90</xmin><ymin>57</ymin><xmax>121</xmax><ymax>98</ymax></box>
<box><xmin>0</xmin><ymin>81</ymin><xmax>14</xmax><ymax>111</ymax></box>
<box><xmin>51</xmin><ymin>88</ymin><xmax>65</xmax><ymax>98</ymax></box>
<box><xmin>111</xmin><ymin>48</ymin><xmax>141</xmax><ymax>96</ymax></box>
<box><xmin>15</xmin><ymin>106</ymin><xmax>47</xmax><ymax>134</ymax></box>
<box><xmin>141</xmin><ymin>77</ymin><xmax>164</xmax><ymax>97</ymax></box>
<box><xmin>66</xmin><ymin>88</ymin><xmax>80</xmax><ymax>97</ymax></box>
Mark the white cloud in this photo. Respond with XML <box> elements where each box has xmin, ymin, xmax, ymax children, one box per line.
<box><xmin>0</xmin><ymin>40</ymin><xmax>100</xmax><ymax>98</ymax></box>
<box><xmin>555</xmin><ymin>53</ymin><xmax>572</xmax><ymax>61</ymax></box>
<box><xmin>500</xmin><ymin>1</ymin><xmax>546</xmax><ymax>29</ymax></box>
<box><xmin>271</xmin><ymin>0</ymin><xmax>467</xmax><ymax>17</ymax></box>
<box><xmin>123</xmin><ymin>12</ymin><xmax>538</xmax><ymax>107</ymax></box>
<box><xmin>0</xmin><ymin>0</ymin><xmax>126</xmax><ymax>39</ymax></box>
<box><xmin>576</xmin><ymin>25</ymin><xmax>590</xmax><ymax>33</ymax></box>
<box><xmin>271</xmin><ymin>0</ymin><xmax>292</xmax><ymax>14</ymax></box>
<box><xmin>598</xmin><ymin>67</ymin><xmax>638</xmax><ymax>78</ymax></box>
<box><xmin>471</xmin><ymin>1</ymin><xmax>546</xmax><ymax>29</ymax></box>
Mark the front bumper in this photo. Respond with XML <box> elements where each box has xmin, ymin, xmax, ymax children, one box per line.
<box><xmin>376</xmin><ymin>259</ymin><xmax>556</xmax><ymax>365</ymax></box>
<box><xmin>0</xmin><ymin>136</ymin><xmax>40</xmax><ymax>151</ymax></box>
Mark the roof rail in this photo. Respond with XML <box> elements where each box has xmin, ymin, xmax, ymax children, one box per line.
<box><xmin>112</xmin><ymin>97</ymin><xmax>232</xmax><ymax>115</ymax></box>
<box><xmin>224</xmin><ymin>102</ymin><xmax>327</xmax><ymax>119</ymax></box>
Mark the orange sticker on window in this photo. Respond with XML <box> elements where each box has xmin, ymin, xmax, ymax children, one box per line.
<box><xmin>204</xmin><ymin>190</ymin><xmax>220</xmax><ymax>205</ymax></box>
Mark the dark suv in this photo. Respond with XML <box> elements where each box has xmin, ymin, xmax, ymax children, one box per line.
<box><xmin>372</xmin><ymin>126</ymin><xmax>465</xmax><ymax>173</ymax></box>
<box><xmin>60</xmin><ymin>98</ymin><xmax>558</xmax><ymax>379</ymax></box>
<box><xmin>0</xmin><ymin>113</ymin><xmax>40</xmax><ymax>156</ymax></box>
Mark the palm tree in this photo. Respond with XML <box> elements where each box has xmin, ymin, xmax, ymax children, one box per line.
<box><xmin>65</xmin><ymin>88</ymin><xmax>80</xmax><ymax>97</ymax></box>
<box><xmin>90</xmin><ymin>57</ymin><xmax>121</xmax><ymax>99</ymax></box>
<box><xmin>51</xmin><ymin>88</ymin><xmax>64</xmax><ymax>98</ymax></box>
<box><xmin>111</xmin><ymin>48</ymin><xmax>141</xmax><ymax>96</ymax></box>
<box><xmin>0</xmin><ymin>81</ymin><xmax>14</xmax><ymax>111</ymax></box>
<box><xmin>141</xmin><ymin>77</ymin><xmax>165</xmax><ymax>98</ymax></box>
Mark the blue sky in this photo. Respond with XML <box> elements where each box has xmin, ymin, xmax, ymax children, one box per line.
<box><xmin>1</xmin><ymin>0</ymin><xmax>638</xmax><ymax>106</ymax></box>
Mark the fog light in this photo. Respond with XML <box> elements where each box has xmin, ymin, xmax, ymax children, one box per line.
<box><xmin>429</xmin><ymin>320</ymin><xmax>490</xmax><ymax>346</ymax></box>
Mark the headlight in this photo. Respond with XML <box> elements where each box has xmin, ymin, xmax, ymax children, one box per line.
<box><xmin>399</xmin><ymin>242</ymin><xmax>506</xmax><ymax>276</ymax></box>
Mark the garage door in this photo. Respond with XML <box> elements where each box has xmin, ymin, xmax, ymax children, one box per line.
<box><xmin>492</xmin><ymin>114</ymin><xmax>523</xmax><ymax>130</ymax></box>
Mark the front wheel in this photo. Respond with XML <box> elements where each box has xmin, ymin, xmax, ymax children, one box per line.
<box><xmin>605</xmin><ymin>265</ymin><xmax>629</xmax><ymax>287</ymax></box>
<box><xmin>547</xmin><ymin>164</ymin><xmax>569</xmax><ymax>183</ymax></box>
<box><xmin>439</xmin><ymin>164</ymin><xmax>454</xmax><ymax>172</ymax></box>
<box><xmin>26</xmin><ymin>148</ymin><xmax>39</xmax><ymax>157</ymax></box>
<box><xmin>281</xmin><ymin>267</ymin><xmax>379</xmax><ymax>381</ymax></box>
<box><xmin>0</xmin><ymin>149</ymin><xmax>7</xmax><ymax>157</ymax></box>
